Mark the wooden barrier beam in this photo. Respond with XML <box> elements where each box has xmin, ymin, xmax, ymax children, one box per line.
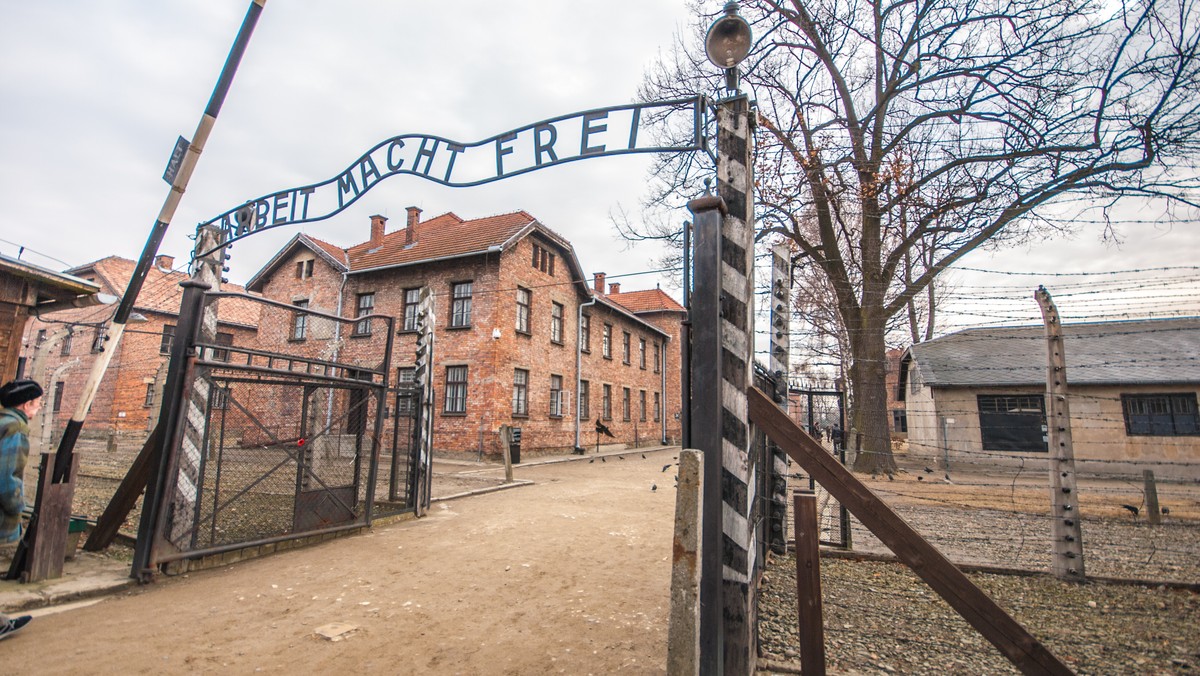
<box><xmin>793</xmin><ymin>489</ymin><xmax>826</xmax><ymax>675</ymax></box>
<box><xmin>747</xmin><ymin>387</ymin><xmax>1073</xmax><ymax>676</ymax></box>
<box><xmin>84</xmin><ymin>425</ymin><xmax>162</xmax><ymax>552</ymax></box>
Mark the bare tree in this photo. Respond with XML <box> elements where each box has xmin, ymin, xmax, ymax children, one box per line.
<box><xmin>634</xmin><ymin>0</ymin><xmax>1200</xmax><ymax>472</ymax></box>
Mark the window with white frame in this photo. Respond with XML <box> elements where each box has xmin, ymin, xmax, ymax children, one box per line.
<box><xmin>295</xmin><ymin>258</ymin><xmax>314</xmax><ymax>279</ymax></box>
<box><xmin>451</xmin><ymin>282</ymin><xmax>473</xmax><ymax>328</ymax></box>
<box><xmin>444</xmin><ymin>366</ymin><xmax>468</xmax><ymax>413</ymax></box>
<box><xmin>551</xmin><ymin>302</ymin><xmax>563</xmax><ymax>344</ymax></box>
<box><xmin>354</xmin><ymin>292</ymin><xmax>375</xmax><ymax>336</ymax></box>
<box><xmin>512</xmin><ymin>368</ymin><xmax>529</xmax><ymax>416</ymax></box>
<box><xmin>292</xmin><ymin>300</ymin><xmax>309</xmax><ymax>341</ymax></box>
<box><xmin>550</xmin><ymin>375</ymin><xmax>563</xmax><ymax>417</ymax></box>
<box><xmin>403</xmin><ymin>288</ymin><xmax>421</xmax><ymax>332</ymax></box>
<box><xmin>516</xmin><ymin>287</ymin><xmax>532</xmax><ymax>334</ymax></box>
<box><xmin>160</xmin><ymin>325</ymin><xmax>174</xmax><ymax>354</ymax></box>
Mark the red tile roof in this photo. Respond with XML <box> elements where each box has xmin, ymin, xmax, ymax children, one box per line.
<box><xmin>304</xmin><ymin>235</ymin><xmax>348</xmax><ymax>268</ymax></box>
<box><xmin>607</xmin><ymin>289</ymin><xmax>686</xmax><ymax>314</ymax></box>
<box><xmin>71</xmin><ymin>256</ymin><xmax>260</xmax><ymax>327</ymax></box>
<box><xmin>347</xmin><ymin>211</ymin><xmax>534</xmax><ymax>271</ymax></box>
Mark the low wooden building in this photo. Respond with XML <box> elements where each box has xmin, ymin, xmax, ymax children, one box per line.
<box><xmin>0</xmin><ymin>253</ymin><xmax>101</xmax><ymax>382</ymax></box>
<box><xmin>899</xmin><ymin>318</ymin><xmax>1200</xmax><ymax>478</ymax></box>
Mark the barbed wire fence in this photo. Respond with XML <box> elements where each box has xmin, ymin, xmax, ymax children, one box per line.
<box><xmin>750</xmin><ymin>258</ymin><xmax>1200</xmax><ymax>580</ymax></box>
<box><xmin>749</xmin><ymin>258</ymin><xmax>1200</xmax><ymax>672</ymax></box>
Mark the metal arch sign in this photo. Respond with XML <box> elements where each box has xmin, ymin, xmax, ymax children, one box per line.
<box><xmin>202</xmin><ymin>97</ymin><xmax>704</xmax><ymax>248</ymax></box>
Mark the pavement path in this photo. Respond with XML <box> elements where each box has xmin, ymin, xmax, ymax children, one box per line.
<box><xmin>4</xmin><ymin>447</ymin><xmax>682</xmax><ymax>675</ymax></box>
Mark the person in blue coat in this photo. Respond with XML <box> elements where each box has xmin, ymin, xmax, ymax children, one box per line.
<box><xmin>0</xmin><ymin>379</ymin><xmax>42</xmax><ymax>641</ymax></box>
<box><xmin>0</xmin><ymin>378</ymin><xmax>42</xmax><ymax>548</ymax></box>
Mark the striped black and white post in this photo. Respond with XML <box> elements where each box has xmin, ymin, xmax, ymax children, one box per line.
<box><xmin>691</xmin><ymin>91</ymin><xmax>758</xmax><ymax>674</ymax></box>
<box><xmin>767</xmin><ymin>244</ymin><xmax>791</xmax><ymax>554</ymax></box>
<box><xmin>412</xmin><ymin>287</ymin><xmax>436</xmax><ymax>516</ymax></box>
<box><xmin>166</xmin><ymin>225</ymin><xmax>228</xmax><ymax>547</ymax></box>
<box><xmin>715</xmin><ymin>93</ymin><xmax>757</xmax><ymax>674</ymax></box>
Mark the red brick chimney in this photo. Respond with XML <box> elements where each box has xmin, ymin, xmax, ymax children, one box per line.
<box><xmin>593</xmin><ymin>272</ymin><xmax>606</xmax><ymax>294</ymax></box>
<box><xmin>405</xmin><ymin>206</ymin><xmax>422</xmax><ymax>246</ymax></box>
<box><xmin>155</xmin><ymin>255</ymin><xmax>174</xmax><ymax>271</ymax></box>
<box><xmin>369</xmin><ymin>214</ymin><xmax>387</xmax><ymax>247</ymax></box>
<box><xmin>608</xmin><ymin>282</ymin><xmax>621</xmax><ymax>295</ymax></box>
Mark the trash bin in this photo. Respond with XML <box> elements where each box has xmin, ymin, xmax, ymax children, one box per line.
<box><xmin>67</xmin><ymin>516</ymin><xmax>88</xmax><ymax>560</ymax></box>
<box><xmin>509</xmin><ymin>427</ymin><xmax>522</xmax><ymax>464</ymax></box>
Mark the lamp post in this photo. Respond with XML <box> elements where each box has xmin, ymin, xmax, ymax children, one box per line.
<box><xmin>692</xmin><ymin>3</ymin><xmax>755</xmax><ymax>673</ymax></box>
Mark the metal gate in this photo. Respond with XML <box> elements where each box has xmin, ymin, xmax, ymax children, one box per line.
<box><xmin>789</xmin><ymin>386</ymin><xmax>852</xmax><ymax>549</ymax></box>
<box><xmin>147</xmin><ymin>290</ymin><xmax>415</xmax><ymax>565</ymax></box>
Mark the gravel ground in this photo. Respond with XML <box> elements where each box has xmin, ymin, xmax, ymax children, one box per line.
<box><xmin>843</xmin><ymin>504</ymin><xmax>1200</xmax><ymax>582</ymax></box>
<box><xmin>36</xmin><ymin>440</ymin><xmax>1200</xmax><ymax>674</ymax></box>
<box><xmin>758</xmin><ymin>555</ymin><xmax>1200</xmax><ymax>675</ymax></box>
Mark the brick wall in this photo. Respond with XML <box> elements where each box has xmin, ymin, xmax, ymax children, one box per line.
<box><xmin>253</xmin><ymin>228</ymin><xmax>683</xmax><ymax>459</ymax></box>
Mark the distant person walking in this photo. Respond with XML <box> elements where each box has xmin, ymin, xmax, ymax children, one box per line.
<box><xmin>0</xmin><ymin>378</ymin><xmax>42</xmax><ymax>640</ymax></box>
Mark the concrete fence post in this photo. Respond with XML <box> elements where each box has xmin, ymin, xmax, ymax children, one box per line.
<box><xmin>668</xmin><ymin>449</ymin><xmax>704</xmax><ymax>676</ymax></box>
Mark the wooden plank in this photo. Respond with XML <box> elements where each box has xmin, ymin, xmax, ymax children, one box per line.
<box><xmin>83</xmin><ymin>425</ymin><xmax>161</xmax><ymax>551</ymax></box>
<box><xmin>793</xmin><ymin>490</ymin><xmax>826</xmax><ymax>675</ymax></box>
<box><xmin>26</xmin><ymin>453</ymin><xmax>79</xmax><ymax>582</ymax></box>
<box><xmin>747</xmin><ymin>387</ymin><xmax>1073</xmax><ymax>676</ymax></box>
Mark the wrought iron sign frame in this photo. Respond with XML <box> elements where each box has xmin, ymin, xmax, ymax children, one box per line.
<box><xmin>196</xmin><ymin>96</ymin><xmax>705</xmax><ymax>257</ymax></box>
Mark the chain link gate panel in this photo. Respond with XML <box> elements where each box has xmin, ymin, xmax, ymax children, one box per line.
<box><xmin>150</xmin><ymin>292</ymin><xmax>404</xmax><ymax>565</ymax></box>
<box><xmin>789</xmin><ymin>387</ymin><xmax>851</xmax><ymax>549</ymax></box>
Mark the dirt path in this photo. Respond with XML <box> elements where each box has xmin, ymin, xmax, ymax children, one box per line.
<box><xmin>7</xmin><ymin>448</ymin><xmax>682</xmax><ymax>675</ymax></box>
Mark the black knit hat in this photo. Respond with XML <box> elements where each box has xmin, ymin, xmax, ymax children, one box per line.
<box><xmin>0</xmin><ymin>379</ymin><xmax>43</xmax><ymax>408</ymax></box>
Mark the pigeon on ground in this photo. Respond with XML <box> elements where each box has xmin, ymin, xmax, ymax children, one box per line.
<box><xmin>662</xmin><ymin>464</ymin><xmax>672</xmax><ymax>472</ymax></box>
<box><xmin>651</xmin><ymin>484</ymin><xmax>657</xmax><ymax>492</ymax></box>
<box><xmin>589</xmin><ymin>459</ymin><xmax>595</xmax><ymax>464</ymax></box>
<box><xmin>601</xmin><ymin>457</ymin><xmax>606</xmax><ymax>463</ymax></box>
<box><xmin>1121</xmin><ymin>504</ymin><xmax>1139</xmax><ymax>518</ymax></box>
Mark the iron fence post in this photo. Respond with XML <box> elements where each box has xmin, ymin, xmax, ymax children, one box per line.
<box><xmin>131</xmin><ymin>279</ymin><xmax>211</xmax><ymax>580</ymax></box>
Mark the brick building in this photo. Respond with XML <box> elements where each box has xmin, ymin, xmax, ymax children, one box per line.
<box><xmin>21</xmin><ymin>255</ymin><xmax>260</xmax><ymax>442</ymax></box>
<box><xmin>245</xmin><ymin>207</ymin><xmax>685</xmax><ymax>458</ymax></box>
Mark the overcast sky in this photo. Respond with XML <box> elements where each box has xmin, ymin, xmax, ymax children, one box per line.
<box><xmin>0</xmin><ymin>1</ymin><xmax>693</xmax><ymax>290</ymax></box>
<box><xmin>2</xmin><ymin>1</ymin><xmax>1196</xmax><ymax>342</ymax></box>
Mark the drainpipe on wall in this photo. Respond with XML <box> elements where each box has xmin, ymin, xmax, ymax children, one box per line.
<box><xmin>325</xmin><ymin>271</ymin><xmax>349</xmax><ymax>430</ymax></box>
<box><xmin>574</xmin><ymin>295</ymin><xmax>598</xmax><ymax>451</ymax></box>
<box><xmin>661</xmin><ymin>335</ymin><xmax>668</xmax><ymax>444</ymax></box>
